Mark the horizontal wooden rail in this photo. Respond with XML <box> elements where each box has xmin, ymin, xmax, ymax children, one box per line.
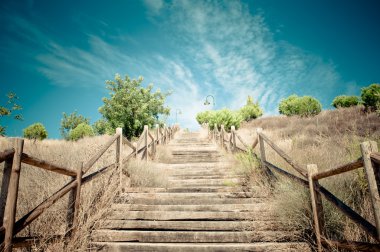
<box><xmin>21</xmin><ymin>153</ymin><xmax>77</xmax><ymax>176</ymax></box>
<box><xmin>82</xmin><ymin>134</ymin><xmax>118</xmax><ymax>174</ymax></box>
<box><xmin>312</xmin><ymin>158</ymin><xmax>363</xmax><ymax>180</ymax></box>
<box><xmin>264</xmin><ymin>160</ymin><xmax>378</xmax><ymax>241</ymax></box>
<box><xmin>0</xmin><ymin>149</ymin><xmax>14</xmax><ymax>163</ymax></box>
<box><xmin>371</xmin><ymin>152</ymin><xmax>380</xmax><ymax>165</ymax></box>
<box><xmin>258</xmin><ymin>132</ymin><xmax>308</xmax><ymax>178</ymax></box>
<box><xmin>322</xmin><ymin>238</ymin><xmax>380</xmax><ymax>251</ymax></box>
<box><xmin>235</xmin><ymin>134</ymin><xmax>249</xmax><ymax>149</ymax></box>
<box><xmin>122</xmin><ymin>136</ymin><xmax>136</xmax><ymax>151</ymax></box>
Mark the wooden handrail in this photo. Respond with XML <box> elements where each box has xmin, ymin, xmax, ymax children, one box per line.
<box><xmin>312</xmin><ymin>158</ymin><xmax>363</xmax><ymax>180</ymax></box>
<box><xmin>371</xmin><ymin>152</ymin><xmax>380</xmax><ymax>165</ymax></box>
<box><xmin>264</xmin><ymin>160</ymin><xmax>378</xmax><ymax>241</ymax></box>
<box><xmin>0</xmin><ymin>149</ymin><xmax>14</xmax><ymax>163</ymax></box>
<box><xmin>122</xmin><ymin>136</ymin><xmax>136</xmax><ymax>151</ymax></box>
<box><xmin>258</xmin><ymin>132</ymin><xmax>308</xmax><ymax>178</ymax></box>
<box><xmin>21</xmin><ymin>153</ymin><xmax>77</xmax><ymax>177</ymax></box>
<box><xmin>82</xmin><ymin>134</ymin><xmax>118</xmax><ymax>174</ymax></box>
<box><xmin>235</xmin><ymin>134</ymin><xmax>249</xmax><ymax>150</ymax></box>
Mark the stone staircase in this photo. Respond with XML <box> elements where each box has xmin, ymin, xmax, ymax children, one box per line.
<box><xmin>92</xmin><ymin>131</ymin><xmax>311</xmax><ymax>251</ymax></box>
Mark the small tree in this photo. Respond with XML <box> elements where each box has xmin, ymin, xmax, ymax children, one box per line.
<box><xmin>68</xmin><ymin>123</ymin><xmax>94</xmax><ymax>141</ymax></box>
<box><xmin>208</xmin><ymin>109</ymin><xmax>242</xmax><ymax>132</ymax></box>
<box><xmin>23</xmin><ymin>123</ymin><xmax>48</xmax><ymax>140</ymax></box>
<box><xmin>239</xmin><ymin>96</ymin><xmax>263</xmax><ymax>121</ymax></box>
<box><xmin>279</xmin><ymin>95</ymin><xmax>322</xmax><ymax>117</ymax></box>
<box><xmin>0</xmin><ymin>92</ymin><xmax>23</xmax><ymax>136</ymax></box>
<box><xmin>332</xmin><ymin>95</ymin><xmax>360</xmax><ymax>108</ymax></box>
<box><xmin>196</xmin><ymin>111</ymin><xmax>214</xmax><ymax>125</ymax></box>
<box><xmin>99</xmin><ymin>74</ymin><xmax>170</xmax><ymax>139</ymax></box>
<box><xmin>60</xmin><ymin>111</ymin><xmax>90</xmax><ymax>139</ymax></box>
<box><xmin>361</xmin><ymin>83</ymin><xmax>380</xmax><ymax>111</ymax></box>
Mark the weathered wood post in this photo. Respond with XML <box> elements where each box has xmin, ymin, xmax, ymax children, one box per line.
<box><xmin>3</xmin><ymin>138</ymin><xmax>24</xmax><ymax>252</ymax></box>
<box><xmin>307</xmin><ymin>164</ymin><xmax>325</xmax><ymax>252</ymax></box>
<box><xmin>257</xmin><ymin>128</ymin><xmax>266</xmax><ymax>169</ymax></box>
<box><xmin>163</xmin><ymin>124</ymin><xmax>167</xmax><ymax>145</ymax></box>
<box><xmin>221</xmin><ymin>125</ymin><xmax>225</xmax><ymax>148</ymax></box>
<box><xmin>133</xmin><ymin>142</ymin><xmax>137</xmax><ymax>159</ymax></box>
<box><xmin>144</xmin><ymin>125</ymin><xmax>149</xmax><ymax>161</ymax></box>
<box><xmin>214</xmin><ymin>124</ymin><xmax>217</xmax><ymax>143</ymax></box>
<box><xmin>156</xmin><ymin>124</ymin><xmax>159</xmax><ymax>145</ymax></box>
<box><xmin>0</xmin><ymin>155</ymin><xmax>13</xmax><ymax>227</ymax></box>
<box><xmin>361</xmin><ymin>141</ymin><xmax>380</xmax><ymax>240</ymax></box>
<box><xmin>231</xmin><ymin>126</ymin><xmax>236</xmax><ymax>152</ymax></box>
<box><xmin>116</xmin><ymin>128</ymin><xmax>123</xmax><ymax>188</ymax></box>
<box><xmin>72</xmin><ymin>162</ymin><xmax>83</xmax><ymax>234</ymax></box>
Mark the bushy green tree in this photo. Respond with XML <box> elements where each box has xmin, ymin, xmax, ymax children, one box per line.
<box><xmin>332</xmin><ymin>95</ymin><xmax>360</xmax><ymax>108</ymax></box>
<box><xmin>361</xmin><ymin>83</ymin><xmax>380</xmax><ymax>111</ymax></box>
<box><xmin>68</xmin><ymin>123</ymin><xmax>94</xmax><ymax>141</ymax></box>
<box><xmin>60</xmin><ymin>111</ymin><xmax>90</xmax><ymax>139</ymax></box>
<box><xmin>99</xmin><ymin>74</ymin><xmax>170</xmax><ymax>139</ymax></box>
<box><xmin>196</xmin><ymin>110</ymin><xmax>214</xmax><ymax>125</ymax></box>
<box><xmin>239</xmin><ymin>96</ymin><xmax>263</xmax><ymax>121</ymax></box>
<box><xmin>208</xmin><ymin>109</ymin><xmax>243</xmax><ymax>132</ymax></box>
<box><xmin>279</xmin><ymin>95</ymin><xmax>322</xmax><ymax>117</ymax></box>
<box><xmin>0</xmin><ymin>92</ymin><xmax>23</xmax><ymax>136</ymax></box>
<box><xmin>93</xmin><ymin>118</ymin><xmax>113</xmax><ymax>135</ymax></box>
<box><xmin>23</xmin><ymin>123</ymin><xmax>48</xmax><ymax>140</ymax></box>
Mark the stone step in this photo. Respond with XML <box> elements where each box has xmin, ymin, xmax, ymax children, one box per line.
<box><xmin>123</xmin><ymin>187</ymin><xmax>251</xmax><ymax>193</ymax></box>
<box><xmin>120</xmin><ymin>192</ymin><xmax>259</xmax><ymax>200</ymax></box>
<box><xmin>115</xmin><ymin>197</ymin><xmax>265</xmax><ymax>205</ymax></box>
<box><xmin>111</xmin><ymin>203</ymin><xmax>271</xmax><ymax>212</ymax></box>
<box><xmin>108</xmin><ymin>210</ymin><xmax>277</xmax><ymax>221</ymax></box>
<box><xmin>169</xmin><ymin>178</ymin><xmax>242</xmax><ymax>187</ymax></box>
<box><xmin>99</xmin><ymin>220</ymin><xmax>289</xmax><ymax>231</ymax></box>
<box><xmin>92</xmin><ymin>230</ymin><xmax>301</xmax><ymax>243</ymax></box>
<box><xmin>92</xmin><ymin>242</ymin><xmax>311</xmax><ymax>252</ymax></box>
<box><xmin>169</xmin><ymin>175</ymin><xmax>244</xmax><ymax>180</ymax></box>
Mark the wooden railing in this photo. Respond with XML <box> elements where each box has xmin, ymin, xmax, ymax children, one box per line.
<box><xmin>0</xmin><ymin>124</ymin><xmax>178</xmax><ymax>251</ymax></box>
<box><xmin>210</xmin><ymin>124</ymin><xmax>380</xmax><ymax>251</ymax></box>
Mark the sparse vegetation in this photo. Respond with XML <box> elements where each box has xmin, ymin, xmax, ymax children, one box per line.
<box><xmin>23</xmin><ymin>122</ymin><xmax>48</xmax><ymax>140</ymax></box>
<box><xmin>279</xmin><ymin>94</ymin><xmax>322</xmax><ymax>117</ymax></box>
<box><xmin>124</xmin><ymin>159</ymin><xmax>168</xmax><ymax>188</ymax></box>
<box><xmin>332</xmin><ymin>95</ymin><xmax>360</xmax><ymax>108</ymax></box>
<box><xmin>0</xmin><ymin>91</ymin><xmax>23</xmax><ymax>136</ymax></box>
<box><xmin>238</xmin><ymin>106</ymin><xmax>380</xmax><ymax>247</ymax></box>
<box><xmin>239</xmin><ymin>96</ymin><xmax>263</xmax><ymax>121</ymax></box>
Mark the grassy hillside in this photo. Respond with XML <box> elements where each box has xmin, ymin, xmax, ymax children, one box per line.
<box><xmin>237</xmin><ymin>106</ymin><xmax>380</xmax><ymax>247</ymax></box>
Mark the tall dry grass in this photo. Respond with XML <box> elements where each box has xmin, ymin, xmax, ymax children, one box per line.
<box><xmin>235</xmin><ymin>106</ymin><xmax>380</xmax><ymax>248</ymax></box>
<box><xmin>0</xmin><ymin>132</ymin><xmax>167</xmax><ymax>251</ymax></box>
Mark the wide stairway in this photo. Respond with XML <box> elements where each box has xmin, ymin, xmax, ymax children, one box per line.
<box><xmin>92</xmin><ymin>131</ymin><xmax>310</xmax><ymax>251</ymax></box>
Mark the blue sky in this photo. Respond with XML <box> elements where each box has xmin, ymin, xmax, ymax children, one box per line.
<box><xmin>0</xmin><ymin>0</ymin><xmax>379</xmax><ymax>138</ymax></box>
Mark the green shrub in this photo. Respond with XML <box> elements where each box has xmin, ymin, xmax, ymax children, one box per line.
<box><xmin>68</xmin><ymin>123</ymin><xmax>94</xmax><ymax>141</ymax></box>
<box><xmin>196</xmin><ymin>110</ymin><xmax>214</xmax><ymax>125</ymax></box>
<box><xmin>332</xmin><ymin>95</ymin><xmax>360</xmax><ymax>108</ymax></box>
<box><xmin>208</xmin><ymin>109</ymin><xmax>243</xmax><ymax>132</ymax></box>
<box><xmin>239</xmin><ymin>96</ymin><xmax>263</xmax><ymax>121</ymax></box>
<box><xmin>23</xmin><ymin>123</ymin><xmax>48</xmax><ymax>140</ymax></box>
<box><xmin>361</xmin><ymin>83</ymin><xmax>380</xmax><ymax>111</ymax></box>
<box><xmin>279</xmin><ymin>94</ymin><xmax>322</xmax><ymax>117</ymax></box>
<box><xmin>93</xmin><ymin>118</ymin><xmax>113</xmax><ymax>135</ymax></box>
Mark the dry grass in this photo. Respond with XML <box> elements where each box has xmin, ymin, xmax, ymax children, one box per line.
<box><xmin>0</xmin><ymin>133</ymin><xmax>164</xmax><ymax>251</ymax></box>
<box><xmin>235</xmin><ymin>106</ymin><xmax>380</xmax><ymax>248</ymax></box>
<box><xmin>124</xmin><ymin>159</ymin><xmax>169</xmax><ymax>188</ymax></box>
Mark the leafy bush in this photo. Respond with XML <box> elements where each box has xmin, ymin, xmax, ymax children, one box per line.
<box><xmin>279</xmin><ymin>95</ymin><xmax>322</xmax><ymax>117</ymax></box>
<box><xmin>361</xmin><ymin>83</ymin><xmax>380</xmax><ymax>111</ymax></box>
<box><xmin>99</xmin><ymin>74</ymin><xmax>170</xmax><ymax>139</ymax></box>
<box><xmin>60</xmin><ymin>111</ymin><xmax>90</xmax><ymax>139</ymax></box>
<box><xmin>196</xmin><ymin>110</ymin><xmax>214</xmax><ymax>125</ymax></box>
<box><xmin>332</xmin><ymin>95</ymin><xmax>360</xmax><ymax>108</ymax></box>
<box><xmin>68</xmin><ymin>123</ymin><xmax>94</xmax><ymax>141</ymax></box>
<box><xmin>93</xmin><ymin>118</ymin><xmax>113</xmax><ymax>135</ymax></box>
<box><xmin>23</xmin><ymin>123</ymin><xmax>48</xmax><ymax>140</ymax></box>
<box><xmin>239</xmin><ymin>96</ymin><xmax>263</xmax><ymax>121</ymax></box>
<box><xmin>208</xmin><ymin>109</ymin><xmax>243</xmax><ymax>132</ymax></box>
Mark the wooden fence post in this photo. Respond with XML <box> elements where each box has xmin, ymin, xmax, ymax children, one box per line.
<box><xmin>72</xmin><ymin>163</ymin><xmax>83</xmax><ymax>233</ymax></box>
<box><xmin>214</xmin><ymin>124</ymin><xmax>217</xmax><ymax>143</ymax></box>
<box><xmin>221</xmin><ymin>125</ymin><xmax>225</xmax><ymax>148</ymax></box>
<box><xmin>0</xmin><ymin>156</ymin><xmax>13</xmax><ymax>227</ymax></box>
<box><xmin>361</xmin><ymin>141</ymin><xmax>380</xmax><ymax>241</ymax></box>
<box><xmin>231</xmin><ymin>126</ymin><xmax>236</xmax><ymax>152</ymax></box>
<box><xmin>307</xmin><ymin>164</ymin><xmax>325</xmax><ymax>252</ymax></box>
<box><xmin>156</xmin><ymin>124</ymin><xmax>159</xmax><ymax>145</ymax></box>
<box><xmin>163</xmin><ymin>124</ymin><xmax>167</xmax><ymax>145</ymax></box>
<box><xmin>256</xmin><ymin>128</ymin><xmax>275</xmax><ymax>179</ymax></box>
<box><xmin>133</xmin><ymin>142</ymin><xmax>137</xmax><ymax>159</ymax></box>
<box><xmin>3</xmin><ymin>138</ymin><xmax>24</xmax><ymax>252</ymax></box>
<box><xmin>144</xmin><ymin>125</ymin><xmax>148</xmax><ymax>162</ymax></box>
<box><xmin>116</xmin><ymin>128</ymin><xmax>123</xmax><ymax>188</ymax></box>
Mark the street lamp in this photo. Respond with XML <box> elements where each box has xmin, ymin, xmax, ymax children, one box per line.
<box><xmin>204</xmin><ymin>95</ymin><xmax>215</xmax><ymax>106</ymax></box>
<box><xmin>175</xmin><ymin>109</ymin><xmax>182</xmax><ymax>123</ymax></box>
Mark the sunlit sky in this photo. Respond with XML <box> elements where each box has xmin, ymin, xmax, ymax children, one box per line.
<box><xmin>1</xmin><ymin>0</ymin><xmax>379</xmax><ymax>138</ymax></box>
